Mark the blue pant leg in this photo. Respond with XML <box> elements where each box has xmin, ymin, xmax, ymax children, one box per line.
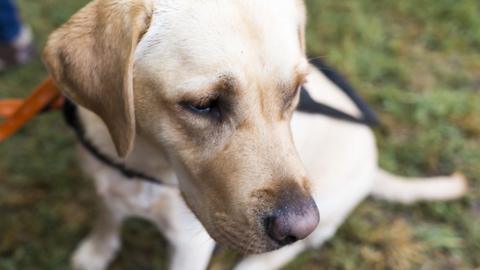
<box><xmin>0</xmin><ymin>0</ymin><xmax>22</xmax><ymax>43</ymax></box>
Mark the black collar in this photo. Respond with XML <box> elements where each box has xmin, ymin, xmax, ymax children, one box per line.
<box><xmin>63</xmin><ymin>100</ymin><xmax>166</xmax><ymax>185</ymax></box>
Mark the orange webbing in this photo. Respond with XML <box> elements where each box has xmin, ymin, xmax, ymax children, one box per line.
<box><xmin>0</xmin><ymin>100</ymin><xmax>23</xmax><ymax>118</ymax></box>
<box><xmin>0</xmin><ymin>77</ymin><xmax>60</xmax><ymax>142</ymax></box>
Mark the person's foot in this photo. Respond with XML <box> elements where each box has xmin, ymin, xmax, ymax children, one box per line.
<box><xmin>0</xmin><ymin>27</ymin><xmax>36</xmax><ymax>72</ymax></box>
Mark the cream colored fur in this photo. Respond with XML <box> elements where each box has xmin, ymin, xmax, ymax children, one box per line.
<box><xmin>42</xmin><ymin>1</ymin><xmax>467</xmax><ymax>269</ymax></box>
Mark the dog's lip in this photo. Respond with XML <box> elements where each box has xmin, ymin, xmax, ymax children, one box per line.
<box><xmin>212</xmin><ymin>230</ymin><xmax>283</xmax><ymax>254</ymax></box>
<box><xmin>262</xmin><ymin>240</ymin><xmax>282</xmax><ymax>252</ymax></box>
<box><xmin>250</xmin><ymin>238</ymin><xmax>283</xmax><ymax>254</ymax></box>
<box><xmin>206</xmin><ymin>214</ymin><xmax>285</xmax><ymax>254</ymax></box>
<box><xmin>219</xmin><ymin>238</ymin><xmax>281</xmax><ymax>255</ymax></box>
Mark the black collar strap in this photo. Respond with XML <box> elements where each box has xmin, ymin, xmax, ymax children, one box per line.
<box><xmin>63</xmin><ymin>58</ymin><xmax>379</xmax><ymax>186</ymax></box>
<box><xmin>63</xmin><ymin>100</ymin><xmax>166</xmax><ymax>185</ymax></box>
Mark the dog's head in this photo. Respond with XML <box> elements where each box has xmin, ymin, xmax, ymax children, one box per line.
<box><xmin>43</xmin><ymin>0</ymin><xmax>318</xmax><ymax>254</ymax></box>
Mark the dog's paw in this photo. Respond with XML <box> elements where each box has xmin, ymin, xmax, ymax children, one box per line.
<box><xmin>72</xmin><ymin>237</ymin><xmax>120</xmax><ymax>270</ymax></box>
<box><xmin>234</xmin><ymin>260</ymin><xmax>271</xmax><ymax>270</ymax></box>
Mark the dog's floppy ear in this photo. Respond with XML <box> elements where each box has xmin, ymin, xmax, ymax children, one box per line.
<box><xmin>43</xmin><ymin>0</ymin><xmax>153</xmax><ymax>158</ymax></box>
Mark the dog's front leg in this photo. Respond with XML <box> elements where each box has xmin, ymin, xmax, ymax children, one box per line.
<box><xmin>234</xmin><ymin>241</ymin><xmax>307</xmax><ymax>270</ymax></box>
<box><xmin>72</xmin><ymin>199</ymin><xmax>125</xmax><ymax>270</ymax></box>
<box><xmin>168</xmin><ymin>233</ymin><xmax>215</xmax><ymax>270</ymax></box>
<box><xmin>167</xmin><ymin>212</ymin><xmax>216</xmax><ymax>270</ymax></box>
<box><xmin>150</xmin><ymin>191</ymin><xmax>216</xmax><ymax>270</ymax></box>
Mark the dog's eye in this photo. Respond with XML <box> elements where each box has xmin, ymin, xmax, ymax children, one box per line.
<box><xmin>189</xmin><ymin>103</ymin><xmax>213</xmax><ymax>114</ymax></box>
<box><xmin>183</xmin><ymin>99</ymin><xmax>221</xmax><ymax>119</ymax></box>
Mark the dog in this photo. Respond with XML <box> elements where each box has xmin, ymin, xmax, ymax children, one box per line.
<box><xmin>42</xmin><ymin>0</ymin><xmax>468</xmax><ymax>269</ymax></box>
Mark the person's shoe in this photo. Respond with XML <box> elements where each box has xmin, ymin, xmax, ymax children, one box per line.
<box><xmin>0</xmin><ymin>27</ymin><xmax>36</xmax><ymax>72</ymax></box>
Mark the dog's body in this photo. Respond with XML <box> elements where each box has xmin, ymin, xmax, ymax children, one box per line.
<box><xmin>71</xmin><ymin>67</ymin><xmax>466</xmax><ymax>270</ymax></box>
<box><xmin>41</xmin><ymin>1</ymin><xmax>467</xmax><ymax>269</ymax></box>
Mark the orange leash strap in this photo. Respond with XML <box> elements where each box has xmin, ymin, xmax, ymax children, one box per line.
<box><xmin>0</xmin><ymin>77</ymin><xmax>61</xmax><ymax>142</ymax></box>
<box><xmin>0</xmin><ymin>99</ymin><xmax>24</xmax><ymax>118</ymax></box>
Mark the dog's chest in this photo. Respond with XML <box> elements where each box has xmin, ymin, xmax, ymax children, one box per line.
<box><xmin>291</xmin><ymin>111</ymin><xmax>377</xmax><ymax>233</ymax></box>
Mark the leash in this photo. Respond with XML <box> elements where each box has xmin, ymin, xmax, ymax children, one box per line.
<box><xmin>0</xmin><ymin>77</ymin><xmax>64</xmax><ymax>142</ymax></box>
<box><xmin>0</xmin><ymin>59</ymin><xmax>379</xmax><ymax>186</ymax></box>
<box><xmin>0</xmin><ymin>76</ymin><xmax>166</xmax><ymax>185</ymax></box>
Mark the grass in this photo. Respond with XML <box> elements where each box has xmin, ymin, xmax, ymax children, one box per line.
<box><xmin>1</xmin><ymin>0</ymin><xmax>479</xmax><ymax>269</ymax></box>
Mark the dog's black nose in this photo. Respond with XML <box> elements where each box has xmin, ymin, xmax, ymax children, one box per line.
<box><xmin>265</xmin><ymin>198</ymin><xmax>319</xmax><ymax>246</ymax></box>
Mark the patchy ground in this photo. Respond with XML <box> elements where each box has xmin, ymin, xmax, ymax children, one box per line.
<box><xmin>1</xmin><ymin>0</ymin><xmax>479</xmax><ymax>269</ymax></box>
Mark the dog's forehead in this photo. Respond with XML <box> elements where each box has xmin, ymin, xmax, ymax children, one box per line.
<box><xmin>135</xmin><ymin>0</ymin><xmax>305</xmax><ymax>93</ymax></box>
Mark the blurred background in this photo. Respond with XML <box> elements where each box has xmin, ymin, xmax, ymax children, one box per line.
<box><xmin>0</xmin><ymin>0</ymin><xmax>479</xmax><ymax>269</ymax></box>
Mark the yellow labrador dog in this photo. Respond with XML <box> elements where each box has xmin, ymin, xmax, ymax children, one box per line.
<box><xmin>42</xmin><ymin>0</ymin><xmax>467</xmax><ymax>269</ymax></box>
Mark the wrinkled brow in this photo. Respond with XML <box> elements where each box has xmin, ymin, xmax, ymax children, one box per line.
<box><xmin>180</xmin><ymin>74</ymin><xmax>238</xmax><ymax>102</ymax></box>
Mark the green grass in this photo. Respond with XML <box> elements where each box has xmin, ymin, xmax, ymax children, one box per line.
<box><xmin>1</xmin><ymin>0</ymin><xmax>479</xmax><ymax>269</ymax></box>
